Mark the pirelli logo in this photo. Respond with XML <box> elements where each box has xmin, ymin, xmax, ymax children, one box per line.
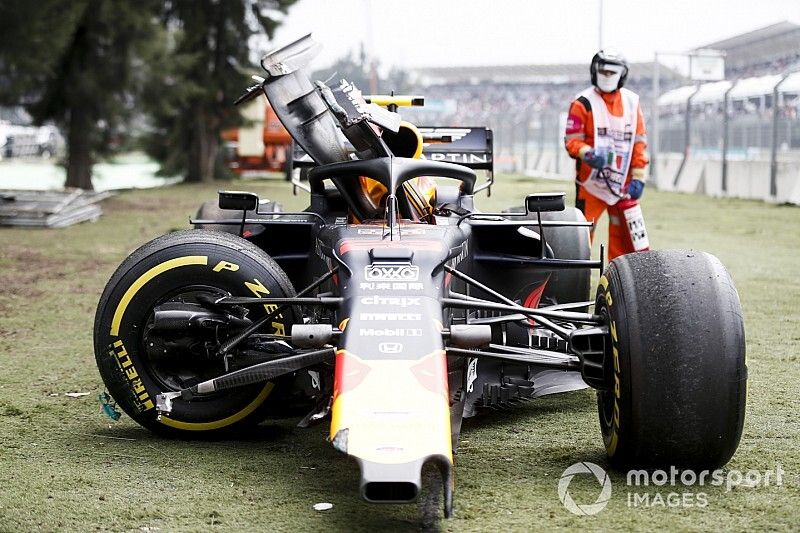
<box><xmin>364</xmin><ymin>263</ymin><xmax>419</xmax><ymax>282</ymax></box>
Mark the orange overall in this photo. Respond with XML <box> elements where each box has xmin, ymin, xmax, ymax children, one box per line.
<box><xmin>564</xmin><ymin>88</ymin><xmax>649</xmax><ymax>260</ymax></box>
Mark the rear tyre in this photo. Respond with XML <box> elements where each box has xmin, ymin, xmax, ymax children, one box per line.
<box><xmin>94</xmin><ymin>230</ymin><xmax>298</xmax><ymax>436</ymax></box>
<box><xmin>596</xmin><ymin>250</ymin><xmax>746</xmax><ymax>468</ymax></box>
<box><xmin>193</xmin><ymin>201</ymin><xmax>230</xmax><ymax>231</ymax></box>
<box><xmin>539</xmin><ymin>208</ymin><xmax>591</xmax><ymax>305</ymax></box>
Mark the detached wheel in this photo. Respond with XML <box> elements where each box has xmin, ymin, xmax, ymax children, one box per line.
<box><xmin>94</xmin><ymin>230</ymin><xmax>298</xmax><ymax>436</ymax></box>
<box><xmin>596</xmin><ymin>250</ymin><xmax>746</xmax><ymax>468</ymax></box>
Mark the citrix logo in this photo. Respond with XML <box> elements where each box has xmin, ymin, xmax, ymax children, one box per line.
<box><xmin>360</xmin><ymin>296</ymin><xmax>422</xmax><ymax>307</ymax></box>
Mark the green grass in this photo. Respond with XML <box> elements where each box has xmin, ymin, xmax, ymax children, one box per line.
<box><xmin>0</xmin><ymin>175</ymin><xmax>798</xmax><ymax>531</ymax></box>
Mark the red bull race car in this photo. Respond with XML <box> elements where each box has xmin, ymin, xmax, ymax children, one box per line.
<box><xmin>94</xmin><ymin>35</ymin><xmax>747</xmax><ymax>518</ymax></box>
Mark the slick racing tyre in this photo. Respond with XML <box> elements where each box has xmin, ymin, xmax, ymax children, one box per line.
<box><xmin>596</xmin><ymin>250</ymin><xmax>746</xmax><ymax>468</ymax></box>
<box><xmin>94</xmin><ymin>230</ymin><xmax>298</xmax><ymax>436</ymax></box>
<box><xmin>539</xmin><ymin>208</ymin><xmax>591</xmax><ymax>305</ymax></box>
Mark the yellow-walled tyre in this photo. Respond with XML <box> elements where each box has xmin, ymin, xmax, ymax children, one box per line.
<box><xmin>596</xmin><ymin>250</ymin><xmax>746</xmax><ymax>469</ymax></box>
<box><xmin>94</xmin><ymin>230</ymin><xmax>298</xmax><ymax>436</ymax></box>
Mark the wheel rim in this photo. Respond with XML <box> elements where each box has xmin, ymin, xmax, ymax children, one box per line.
<box><xmin>596</xmin><ymin>298</ymin><xmax>615</xmax><ymax>432</ymax></box>
<box><xmin>140</xmin><ymin>286</ymin><xmax>235</xmax><ymax>395</ymax></box>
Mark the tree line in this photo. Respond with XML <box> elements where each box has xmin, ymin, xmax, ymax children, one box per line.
<box><xmin>0</xmin><ymin>0</ymin><xmax>297</xmax><ymax>189</ymax></box>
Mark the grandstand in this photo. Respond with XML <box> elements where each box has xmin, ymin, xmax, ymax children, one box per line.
<box><xmin>405</xmin><ymin>21</ymin><xmax>800</xmax><ymax>204</ymax></box>
<box><xmin>413</xmin><ymin>62</ymin><xmax>682</xmax><ymax>87</ymax></box>
<box><xmin>409</xmin><ymin>62</ymin><xmax>683</xmax><ymax>124</ymax></box>
<box><xmin>697</xmin><ymin>21</ymin><xmax>800</xmax><ymax>79</ymax></box>
<box><xmin>403</xmin><ymin>60</ymin><xmax>684</xmax><ymax>186</ymax></box>
<box><xmin>660</xmin><ymin>21</ymin><xmax>800</xmax><ymax>117</ymax></box>
<box><xmin>651</xmin><ymin>22</ymin><xmax>800</xmax><ymax>204</ymax></box>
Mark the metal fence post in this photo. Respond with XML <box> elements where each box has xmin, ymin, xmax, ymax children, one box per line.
<box><xmin>554</xmin><ymin>111</ymin><xmax>561</xmax><ymax>175</ymax></box>
<box><xmin>652</xmin><ymin>54</ymin><xmax>660</xmax><ymax>185</ymax></box>
<box><xmin>512</xmin><ymin>119</ymin><xmax>520</xmax><ymax>173</ymax></box>
<box><xmin>535</xmin><ymin>112</ymin><xmax>545</xmax><ymax>170</ymax></box>
<box><xmin>522</xmin><ymin>109</ymin><xmax>530</xmax><ymax>173</ymax></box>
<box><xmin>721</xmin><ymin>80</ymin><xmax>738</xmax><ymax>194</ymax></box>
<box><xmin>673</xmin><ymin>84</ymin><xmax>702</xmax><ymax>186</ymax></box>
<box><xmin>770</xmin><ymin>72</ymin><xmax>792</xmax><ymax>199</ymax></box>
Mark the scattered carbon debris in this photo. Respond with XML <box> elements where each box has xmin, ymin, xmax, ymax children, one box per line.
<box><xmin>313</xmin><ymin>503</ymin><xmax>333</xmax><ymax>511</ymax></box>
<box><xmin>0</xmin><ymin>189</ymin><xmax>112</xmax><ymax>228</ymax></box>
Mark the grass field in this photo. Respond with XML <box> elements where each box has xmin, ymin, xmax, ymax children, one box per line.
<box><xmin>0</xmin><ymin>174</ymin><xmax>798</xmax><ymax>532</ymax></box>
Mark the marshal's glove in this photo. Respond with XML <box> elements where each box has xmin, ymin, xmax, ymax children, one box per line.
<box><xmin>627</xmin><ymin>179</ymin><xmax>645</xmax><ymax>200</ymax></box>
<box><xmin>583</xmin><ymin>150</ymin><xmax>606</xmax><ymax>170</ymax></box>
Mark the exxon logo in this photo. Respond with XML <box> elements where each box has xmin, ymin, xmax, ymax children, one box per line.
<box><xmin>364</xmin><ymin>263</ymin><xmax>419</xmax><ymax>282</ymax></box>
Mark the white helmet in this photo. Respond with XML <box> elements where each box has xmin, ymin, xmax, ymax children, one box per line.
<box><xmin>591</xmin><ymin>50</ymin><xmax>629</xmax><ymax>93</ymax></box>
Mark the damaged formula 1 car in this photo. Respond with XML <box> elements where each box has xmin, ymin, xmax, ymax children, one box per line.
<box><xmin>94</xmin><ymin>35</ymin><xmax>746</xmax><ymax>518</ymax></box>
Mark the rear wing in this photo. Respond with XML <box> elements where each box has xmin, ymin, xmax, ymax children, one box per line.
<box><xmin>291</xmin><ymin>126</ymin><xmax>494</xmax><ymax>194</ymax></box>
<box><xmin>417</xmin><ymin>127</ymin><xmax>493</xmax><ymax>171</ymax></box>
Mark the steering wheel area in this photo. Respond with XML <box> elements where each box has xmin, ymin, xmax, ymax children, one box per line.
<box><xmin>308</xmin><ymin>156</ymin><xmax>476</xmax><ymax>223</ymax></box>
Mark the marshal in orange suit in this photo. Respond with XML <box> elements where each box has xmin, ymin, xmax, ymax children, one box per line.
<box><xmin>564</xmin><ymin>50</ymin><xmax>650</xmax><ymax>260</ymax></box>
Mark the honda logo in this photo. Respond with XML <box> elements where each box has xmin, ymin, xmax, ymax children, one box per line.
<box><xmin>378</xmin><ymin>342</ymin><xmax>403</xmax><ymax>354</ymax></box>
